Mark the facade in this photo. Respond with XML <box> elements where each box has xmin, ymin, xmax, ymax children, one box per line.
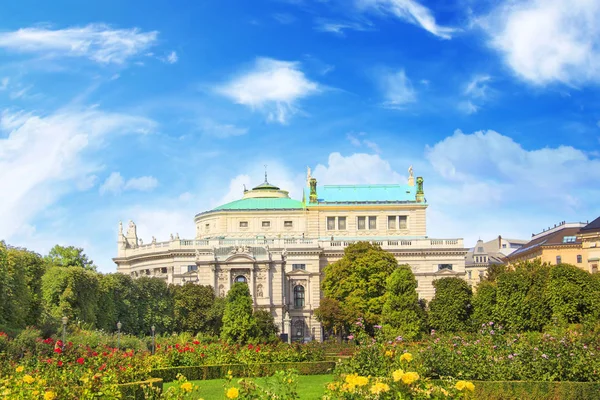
<box><xmin>507</xmin><ymin>222</ymin><xmax>588</xmax><ymax>267</ymax></box>
<box><xmin>465</xmin><ymin>236</ymin><xmax>527</xmax><ymax>286</ymax></box>
<box><xmin>113</xmin><ymin>168</ymin><xmax>467</xmax><ymax>342</ymax></box>
<box><xmin>578</xmin><ymin>217</ymin><xmax>600</xmax><ymax>273</ymax></box>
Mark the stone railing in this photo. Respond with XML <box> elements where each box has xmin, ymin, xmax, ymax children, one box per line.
<box><xmin>120</xmin><ymin>237</ymin><xmax>463</xmax><ymax>257</ymax></box>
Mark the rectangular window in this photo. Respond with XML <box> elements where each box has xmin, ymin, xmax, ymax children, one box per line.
<box><xmin>187</xmin><ymin>265</ymin><xmax>198</xmax><ymax>272</ymax></box>
<box><xmin>327</xmin><ymin>217</ymin><xmax>335</xmax><ymax>230</ymax></box>
<box><xmin>357</xmin><ymin>216</ymin><xmax>366</xmax><ymax>230</ymax></box>
<box><xmin>477</xmin><ymin>247</ymin><xmax>484</xmax><ymax>252</ymax></box>
<box><xmin>502</xmin><ymin>244</ymin><xmax>507</xmax><ymax>248</ymax></box>
<box><xmin>577</xmin><ymin>255</ymin><xmax>583</xmax><ymax>263</ymax></box>
<box><xmin>205</xmin><ymin>223</ymin><xmax>210</xmax><ymax>231</ymax></box>
<box><xmin>399</xmin><ymin>216</ymin><xmax>407</xmax><ymax>229</ymax></box>
<box><xmin>338</xmin><ymin>217</ymin><xmax>346</xmax><ymax>230</ymax></box>
<box><xmin>160</xmin><ymin>267</ymin><xmax>167</xmax><ymax>274</ymax></box>
<box><xmin>438</xmin><ymin>264</ymin><xmax>453</xmax><ymax>271</ymax></box>
<box><xmin>563</xmin><ymin>236</ymin><xmax>576</xmax><ymax>243</ymax></box>
<box><xmin>292</xmin><ymin>264</ymin><xmax>306</xmax><ymax>270</ymax></box>
<box><xmin>239</xmin><ymin>221</ymin><xmax>248</xmax><ymax>228</ymax></box>
<box><xmin>262</xmin><ymin>221</ymin><xmax>271</xmax><ymax>228</ymax></box>
<box><xmin>388</xmin><ymin>216</ymin><xmax>396</xmax><ymax>230</ymax></box>
<box><xmin>556</xmin><ymin>256</ymin><xmax>562</xmax><ymax>264</ymax></box>
<box><xmin>368</xmin><ymin>216</ymin><xmax>377</xmax><ymax>230</ymax></box>
<box><xmin>284</xmin><ymin>220</ymin><xmax>293</xmax><ymax>228</ymax></box>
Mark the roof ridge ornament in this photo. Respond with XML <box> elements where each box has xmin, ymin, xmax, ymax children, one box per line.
<box><xmin>264</xmin><ymin>164</ymin><xmax>268</xmax><ymax>183</ymax></box>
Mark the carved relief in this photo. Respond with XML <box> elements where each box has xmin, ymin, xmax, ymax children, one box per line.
<box><xmin>256</xmin><ymin>284</ymin><xmax>264</xmax><ymax>298</ymax></box>
<box><xmin>218</xmin><ymin>284</ymin><xmax>225</xmax><ymax>297</ymax></box>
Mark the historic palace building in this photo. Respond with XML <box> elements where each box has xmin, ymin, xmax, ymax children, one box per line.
<box><xmin>113</xmin><ymin>168</ymin><xmax>467</xmax><ymax>342</ymax></box>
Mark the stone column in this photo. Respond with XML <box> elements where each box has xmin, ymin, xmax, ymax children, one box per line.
<box><xmin>284</xmin><ymin>312</ymin><xmax>291</xmax><ymax>344</ymax></box>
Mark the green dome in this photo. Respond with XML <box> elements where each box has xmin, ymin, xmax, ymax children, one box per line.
<box><xmin>212</xmin><ymin>197</ymin><xmax>304</xmax><ymax>211</ymax></box>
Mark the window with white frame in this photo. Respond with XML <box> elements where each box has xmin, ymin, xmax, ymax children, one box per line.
<box><xmin>399</xmin><ymin>216</ymin><xmax>407</xmax><ymax>229</ymax></box>
<box><xmin>357</xmin><ymin>216</ymin><xmax>366</xmax><ymax>230</ymax></box>
<box><xmin>338</xmin><ymin>217</ymin><xmax>346</xmax><ymax>230</ymax></box>
<box><xmin>292</xmin><ymin>264</ymin><xmax>306</xmax><ymax>270</ymax></box>
<box><xmin>239</xmin><ymin>221</ymin><xmax>248</xmax><ymax>228</ymax></box>
<box><xmin>262</xmin><ymin>221</ymin><xmax>271</xmax><ymax>228</ymax></box>
<box><xmin>284</xmin><ymin>220</ymin><xmax>293</xmax><ymax>228</ymax></box>
<box><xmin>368</xmin><ymin>216</ymin><xmax>377</xmax><ymax>230</ymax></box>
<box><xmin>388</xmin><ymin>216</ymin><xmax>396</xmax><ymax>229</ymax></box>
<box><xmin>327</xmin><ymin>217</ymin><xmax>335</xmax><ymax>230</ymax></box>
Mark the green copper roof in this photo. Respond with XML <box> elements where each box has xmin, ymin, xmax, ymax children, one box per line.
<box><xmin>212</xmin><ymin>197</ymin><xmax>304</xmax><ymax>211</ymax></box>
<box><xmin>303</xmin><ymin>184</ymin><xmax>419</xmax><ymax>205</ymax></box>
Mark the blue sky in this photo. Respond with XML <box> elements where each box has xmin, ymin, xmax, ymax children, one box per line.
<box><xmin>1</xmin><ymin>0</ymin><xmax>599</xmax><ymax>272</ymax></box>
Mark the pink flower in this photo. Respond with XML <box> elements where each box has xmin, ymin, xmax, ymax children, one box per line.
<box><xmin>347</xmin><ymin>335</ymin><xmax>354</xmax><ymax>340</ymax></box>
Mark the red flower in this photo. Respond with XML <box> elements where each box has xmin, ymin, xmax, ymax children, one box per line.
<box><xmin>193</xmin><ymin>340</ymin><xmax>200</xmax><ymax>345</ymax></box>
<box><xmin>57</xmin><ymin>361</ymin><xmax>63</xmax><ymax>367</ymax></box>
<box><xmin>54</xmin><ymin>347</ymin><xmax>62</xmax><ymax>354</ymax></box>
<box><xmin>99</xmin><ymin>363</ymin><xmax>107</xmax><ymax>371</ymax></box>
<box><xmin>248</xmin><ymin>344</ymin><xmax>254</xmax><ymax>350</ymax></box>
<box><xmin>76</xmin><ymin>357</ymin><xmax>85</xmax><ymax>365</ymax></box>
<box><xmin>92</xmin><ymin>351</ymin><xmax>98</xmax><ymax>357</ymax></box>
<box><xmin>46</xmin><ymin>358</ymin><xmax>53</xmax><ymax>364</ymax></box>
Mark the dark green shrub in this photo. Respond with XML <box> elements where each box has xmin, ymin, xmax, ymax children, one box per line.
<box><xmin>472</xmin><ymin>380</ymin><xmax>600</xmax><ymax>400</ymax></box>
<box><xmin>428</xmin><ymin>278</ymin><xmax>473</xmax><ymax>333</ymax></box>
<box><xmin>118</xmin><ymin>377</ymin><xmax>163</xmax><ymax>400</ymax></box>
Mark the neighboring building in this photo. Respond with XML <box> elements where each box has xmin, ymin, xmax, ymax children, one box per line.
<box><xmin>578</xmin><ymin>217</ymin><xmax>600</xmax><ymax>274</ymax></box>
<box><xmin>465</xmin><ymin>236</ymin><xmax>527</xmax><ymax>285</ymax></box>
<box><xmin>507</xmin><ymin>222</ymin><xmax>588</xmax><ymax>267</ymax></box>
<box><xmin>113</xmin><ymin>168</ymin><xmax>467</xmax><ymax>342</ymax></box>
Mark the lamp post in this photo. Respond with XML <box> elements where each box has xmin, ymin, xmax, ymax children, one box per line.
<box><xmin>151</xmin><ymin>325</ymin><xmax>156</xmax><ymax>355</ymax></box>
<box><xmin>117</xmin><ymin>321</ymin><xmax>122</xmax><ymax>349</ymax></box>
<box><xmin>61</xmin><ymin>316</ymin><xmax>68</xmax><ymax>352</ymax></box>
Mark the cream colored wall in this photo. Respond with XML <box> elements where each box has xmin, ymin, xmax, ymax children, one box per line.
<box><xmin>195</xmin><ymin>210</ymin><xmax>308</xmax><ymax>239</ymax></box>
<box><xmin>540</xmin><ymin>247</ymin><xmax>584</xmax><ymax>266</ymax></box>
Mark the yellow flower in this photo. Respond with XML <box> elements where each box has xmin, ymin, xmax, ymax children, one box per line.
<box><xmin>180</xmin><ymin>382</ymin><xmax>193</xmax><ymax>393</ymax></box>
<box><xmin>327</xmin><ymin>382</ymin><xmax>340</xmax><ymax>391</ymax></box>
<box><xmin>385</xmin><ymin>350</ymin><xmax>394</xmax><ymax>357</ymax></box>
<box><xmin>401</xmin><ymin>372</ymin><xmax>419</xmax><ymax>385</ymax></box>
<box><xmin>370</xmin><ymin>382</ymin><xmax>390</xmax><ymax>395</ymax></box>
<box><xmin>400</xmin><ymin>352</ymin><xmax>413</xmax><ymax>362</ymax></box>
<box><xmin>345</xmin><ymin>373</ymin><xmax>369</xmax><ymax>387</ymax></box>
<box><xmin>392</xmin><ymin>369</ymin><xmax>404</xmax><ymax>382</ymax></box>
<box><xmin>33</xmin><ymin>391</ymin><xmax>40</xmax><ymax>396</ymax></box>
<box><xmin>44</xmin><ymin>392</ymin><xmax>57</xmax><ymax>400</ymax></box>
<box><xmin>455</xmin><ymin>380</ymin><xmax>475</xmax><ymax>391</ymax></box>
<box><xmin>15</xmin><ymin>366</ymin><xmax>24</xmax><ymax>373</ymax></box>
<box><xmin>226</xmin><ymin>387</ymin><xmax>239</xmax><ymax>399</ymax></box>
<box><xmin>227</xmin><ymin>369</ymin><xmax>232</xmax><ymax>376</ymax></box>
<box><xmin>441</xmin><ymin>388</ymin><xmax>449</xmax><ymax>397</ymax></box>
<box><xmin>23</xmin><ymin>375</ymin><xmax>35</xmax><ymax>384</ymax></box>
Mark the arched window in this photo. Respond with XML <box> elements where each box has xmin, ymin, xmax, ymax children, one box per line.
<box><xmin>235</xmin><ymin>275</ymin><xmax>247</xmax><ymax>283</ymax></box>
<box><xmin>294</xmin><ymin>285</ymin><xmax>305</xmax><ymax>308</ymax></box>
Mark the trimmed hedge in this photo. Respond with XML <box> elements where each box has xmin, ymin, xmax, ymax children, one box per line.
<box><xmin>118</xmin><ymin>377</ymin><xmax>163</xmax><ymax>400</ymax></box>
<box><xmin>151</xmin><ymin>361</ymin><xmax>336</xmax><ymax>383</ymax></box>
<box><xmin>473</xmin><ymin>381</ymin><xmax>600</xmax><ymax>400</ymax></box>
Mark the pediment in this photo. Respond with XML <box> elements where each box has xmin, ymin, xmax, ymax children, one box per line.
<box><xmin>287</xmin><ymin>268</ymin><xmax>311</xmax><ymax>276</ymax></box>
<box><xmin>224</xmin><ymin>253</ymin><xmax>255</xmax><ymax>262</ymax></box>
<box><xmin>434</xmin><ymin>268</ymin><xmax>459</xmax><ymax>275</ymax></box>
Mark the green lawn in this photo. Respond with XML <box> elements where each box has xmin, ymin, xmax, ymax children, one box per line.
<box><xmin>163</xmin><ymin>374</ymin><xmax>333</xmax><ymax>399</ymax></box>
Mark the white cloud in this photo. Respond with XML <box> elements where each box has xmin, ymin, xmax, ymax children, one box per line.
<box><xmin>377</xmin><ymin>68</ymin><xmax>417</xmax><ymax>108</ymax></box>
<box><xmin>100</xmin><ymin>172</ymin><xmax>158</xmax><ymax>195</ymax></box>
<box><xmin>166</xmin><ymin>51</ymin><xmax>178</xmax><ymax>64</ymax></box>
<box><xmin>198</xmin><ymin>119</ymin><xmax>248</xmax><ymax>138</ymax></box>
<box><xmin>0</xmin><ymin>77</ymin><xmax>8</xmax><ymax>90</ymax></box>
<box><xmin>313</xmin><ymin>152</ymin><xmax>404</xmax><ymax>184</ymax></box>
<box><xmin>216</xmin><ymin>57</ymin><xmax>321</xmax><ymax>124</ymax></box>
<box><xmin>458</xmin><ymin>100</ymin><xmax>479</xmax><ymax>115</ymax></box>
<box><xmin>125</xmin><ymin>176</ymin><xmax>158</xmax><ymax>191</ymax></box>
<box><xmin>314</xmin><ymin>19</ymin><xmax>371</xmax><ymax>36</ymax></box>
<box><xmin>0</xmin><ymin>108</ymin><xmax>155</xmax><ymax>240</ymax></box>
<box><xmin>479</xmin><ymin>0</ymin><xmax>600</xmax><ymax>85</ymax></box>
<box><xmin>347</xmin><ymin>132</ymin><xmax>363</xmax><ymax>147</ymax></box>
<box><xmin>346</xmin><ymin>132</ymin><xmax>381</xmax><ymax>153</ymax></box>
<box><xmin>0</xmin><ymin>24</ymin><xmax>158</xmax><ymax>64</ymax></box>
<box><xmin>464</xmin><ymin>75</ymin><xmax>491</xmax><ymax>98</ymax></box>
<box><xmin>357</xmin><ymin>0</ymin><xmax>455</xmax><ymax>39</ymax></box>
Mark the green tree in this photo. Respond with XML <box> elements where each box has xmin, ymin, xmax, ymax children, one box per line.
<box><xmin>381</xmin><ymin>265</ymin><xmax>426</xmax><ymax>340</ymax></box>
<box><xmin>254</xmin><ymin>309</ymin><xmax>279</xmax><ymax>342</ymax></box>
<box><xmin>428</xmin><ymin>277</ymin><xmax>473</xmax><ymax>333</ymax></box>
<box><xmin>547</xmin><ymin>263</ymin><xmax>600</xmax><ymax>325</ymax></box>
<box><xmin>221</xmin><ymin>282</ymin><xmax>259</xmax><ymax>344</ymax></box>
<box><xmin>494</xmin><ymin>260</ymin><xmax>552</xmax><ymax>332</ymax></box>
<box><xmin>0</xmin><ymin>242</ymin><xmax>29</xmax><ymax>329</ymax></box>
<box><xmin>173</xmin><ymin>283</ymin><xmax>218</xmax><ymax>334</ymax></box>
<box><xmin>42</xmin><ymin>266</ymin><xmax>100</xmax><ymax>326</ymax></box>
<box><xmin>321</xmin><ymin>242</ymin><xmax>398</xmax><ymax>328</ymax></box>
<box><xmin>315</xmin><ymin>298</ymin><xmax>348</xmax><ymax>339</ymax></box>
<box><xmin>134</xmin><ymin>277</ymin><xmax>174</xmax><ymax>334</ymax></box>
<box><xmin>44</xmin><ymin>245</ymin><xmax>96</xmax><ymax>271</ymax></box>
<box><xmin>97</xmin><ymin>273</ymin><xmax>139</xmax><ymax>333</ymax></box>
<box><xmin>471</xmin><ymin>281</ymin><xmax>497</xmax><ymax>329</ymax></box>
<box><xmin>206</xmin><ymin>297</ymin><xmax>226</xmax><ymax>336</ymax></box>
